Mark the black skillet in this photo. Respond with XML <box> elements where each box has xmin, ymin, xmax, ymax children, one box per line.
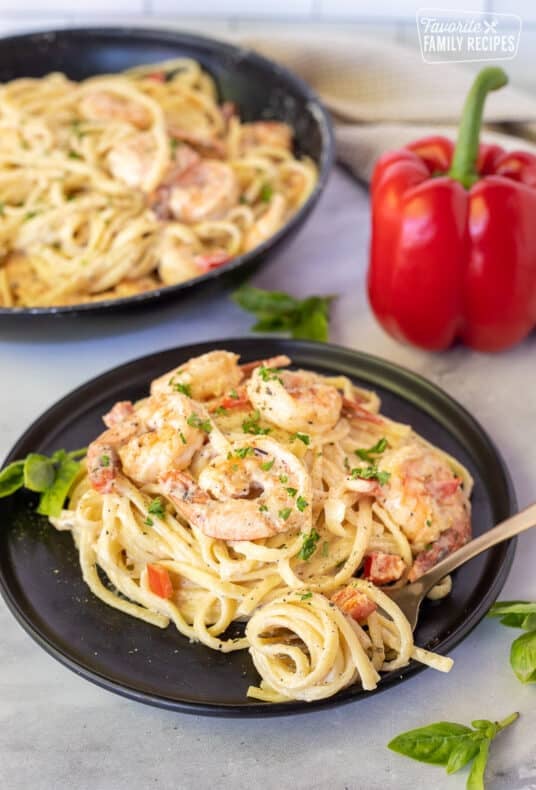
<box><xmin>0</xmin><ymin>28</ymin><xmax>334</xmax><ymax>323</ymax></box>
<box><xmin>0</xmin><ymin>338</ymin><xmax>516</xmax><ymax>716</ymax></box>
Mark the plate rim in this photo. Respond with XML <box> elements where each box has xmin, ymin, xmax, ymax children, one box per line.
<box><xmin>0</xmin><ymin>26</ymin><xmax>334</xmax><ymax>318</ymax></box>
<box><xmin>0</xmin><ymin>338</ymin><xmax>517</xmax><ymax>716</ymax></box>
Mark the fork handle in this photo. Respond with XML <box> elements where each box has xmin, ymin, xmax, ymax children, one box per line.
<box><xmin>416</xmin><ymin>502</ymin><xmax>536</xmax><ymax>596</ymax></box>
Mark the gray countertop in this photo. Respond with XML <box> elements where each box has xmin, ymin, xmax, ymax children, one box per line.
<box><xmin>1</xmin><ymin>168</ymin><xmax>535</xmax><ymax>790</ymax></box>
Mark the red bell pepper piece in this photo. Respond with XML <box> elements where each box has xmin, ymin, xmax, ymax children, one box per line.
<box><xmin>363</xmin><ymin>552</ymin><xmax>406</xmax><ymax>585</ymax></box>
<box><xmin>368</xmin><ymin>67</ymin><xmax>536</xmax><ymax>351</ymax></box>
<box><xmin>147</xmin><ymin>563</ymin><xmax>174</xmax><ymax>599</ymax></box>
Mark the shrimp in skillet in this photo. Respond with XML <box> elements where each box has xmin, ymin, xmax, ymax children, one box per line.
<box><xmin>247</xmin><ymin>365</ymin><xmax>342</xmax><ymax>435</ymax></box>
<box><xmin>166</xmin><ymin>159</ymin><xmax>239</xmax><ymax>224</ymax></box>
<box><xmin>79</xmin><ymin>89</ymin><xmax>151</xmax><ymax>129</ymax></box>
<box><xmin>160</xmin><ymin>436</ymin><xmax>312</xmax><ymax>541</ymax></box>
<box><xmin>87</xmin><ymin>392</ymin><xmax>209</xmax><ymax>494</ymax></box>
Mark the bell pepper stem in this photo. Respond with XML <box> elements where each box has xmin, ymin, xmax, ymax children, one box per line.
<box><xmin>448</xmin><ymin>67</ymin><xmax>508</xmax><ymax>189</ymax></box>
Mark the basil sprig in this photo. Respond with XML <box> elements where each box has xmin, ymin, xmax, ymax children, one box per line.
<box><xmin>388</xmin><ymin>712</ymin><xmax>518</xmax><ymax>790</ymax></box>
<box><xmin>232</xmin><ymin>284</ymin><xmax>334</xmax><ymax>342</ymax></box>
<box><xmin>488</xmin><ymin>601</ymin><xmax>536</xmax><ymax>683</ymax></box>
<box><xmin>0</xmin><ymin>448</ymin><xmax>86</xmax><ymax>517</ymax></box>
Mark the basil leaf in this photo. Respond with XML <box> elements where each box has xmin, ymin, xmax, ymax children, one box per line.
<box><xmin>466</xmin><ymin>739</ymin><xmax>490</xmax><ymax>790</ymax></box>
<box><xmin>37</xmin><ymin>455</ymin><xmax>81</xmax><ymax>518</ymax></box>
<box><xmin>233</xmin><ymin>285</ymin><xmax>298</xmax><ymax>316</ymax></box>
<box><xmin>388</xmin><ymin>722</ymin><xmax>473</xmax><ymax>765</ymax></box>
<box><xmin>0</xmin><ymin>461</ymin><xmax>24</xmax><ymax>497</ymax></box>
<box><xmin>23</xmin><ymin>453</ymin><xmax>55</xmax><ymax>492</ymax></box>
<box><xmin>510</xmin><ymin>630</ymin><xmax>536</xmax><ymax>683</ymax></box>
<box><xmin>488</xmin><ymin>601</ymin><xmax>536</xmax><ymax>629</ymax></box>
<box><xmin>293</xmin><ymin>304</ymin><xmax>329</xmax><ymax>342</ymax></box>
<box><xmin>446</xmin><ymin>739</ymin><xmax>480</xmax><ymax>775</ymax></box>
<box><xmin>232</xmin><ymin>284</ymin><xmax>334</xmax><ymax>343</ymax></box>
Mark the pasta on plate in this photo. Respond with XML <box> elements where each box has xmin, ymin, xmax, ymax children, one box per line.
<box><xmin>52</xmin><ymin>350</ymin><xmax>472</xmax><ymax>703</ymax></box>
<box><xmin>0</xmin><ymin>60</ymin><xmax>317</xmax><ymax>308</ymax></box>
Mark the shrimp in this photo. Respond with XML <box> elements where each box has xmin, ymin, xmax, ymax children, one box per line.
<box><xmin>376</xmin><ymin>439</ymin><xmax>471</xmax><ymax>581</ymax></box>
<box><xmin>86</xmin><ymin>392</ymin><xmax>206</xmax><ymax>494</ymax></box>
<box><xmin>167</xmin><ymin>160</ymin><xmax>239</xmax><ymax>224</ymax></box>
<box><xmin>151</xmin><ymin>351</ymin><xmax>244</xmax><ymax>401</ymax></box>
<box><xmin>79</xmin><ymin>90</ymin><xmax>151</xmax><ymax>129</ymax></box>
<box><xmin>158</xmin><ymin>237</ymin><xmax>230</xmax><ymax>286</ymax></box>
<box><xmin>106</xmin><ymin>132</ymin><xmax>156</xmax><ymax>188</ymax></box>
<box><xmin>103</xmin><ymin>400</ymin><xmax>135</xmax><ymax>428</ymax></box>
<box><xmin>160</xmin><ymin>436</ymin><xmax>312</xmax><ymax>541</ymax></box>
<box><xmin>247</xmin><ymin>365</ymin><xmax>343</xmax><ymax>435</ymax></box>
<box><xmin>240</xmin><ymin>121</ymin><xmax>293</xmax><ymax>152</ymax></box>
<box><xmin>243</xmin><ymin>194</ymin><xmax>287</xmax><ymax>252</ymax></box>
<box><xmin>151</xmin><ymin>351</ymin><xmax>291</xmax><ymax>403</ymax></box>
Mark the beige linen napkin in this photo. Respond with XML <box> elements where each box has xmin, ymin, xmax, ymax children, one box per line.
<box><xmin>237</xmin><ymin>33</ymin><xmax>536</xmax><ymax>182</ymax></box>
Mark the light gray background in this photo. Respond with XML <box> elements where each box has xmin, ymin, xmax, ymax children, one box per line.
<box><xmin>1</xmin><ymin>168</ymin><xmax>536</xmax><ymax>789</ymax></box>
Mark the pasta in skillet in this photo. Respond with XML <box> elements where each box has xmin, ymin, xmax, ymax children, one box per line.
<box><xmin>0</xmin><ymin>60</ymin><xmax>317</xmax><ymax>307</ymax></box>
<box><xmin>52</xmin><ymin>351</ymin><xmax>471</xmax><ymax>702</ymax></box>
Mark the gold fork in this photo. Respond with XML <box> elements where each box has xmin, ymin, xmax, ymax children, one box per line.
<box><xmin>384</xmin><ymin>503</ymin><xmax>536</xmax><ymax>630</ymax></box>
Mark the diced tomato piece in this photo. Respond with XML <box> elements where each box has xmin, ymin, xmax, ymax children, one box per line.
<box><xmin>195</xmin><ymin>251</ymin><xmax>231</xmax><ymax>273</ymax></box>
<box><xmin>146</xmin><ymin>71</ymin><xmax>166</xmax><ymax>83</ymax></box>
<box><xmin>213</xmin><ymin>385</ymin><xmax>250</xmax><ymax>411</ymax></box>
<box><xmin>331</xmin><ymin>587</ymin><xmax>377</xmax><ymax>622</ymax></box>
<box><xmin>363</xmin><ymin>552</ymin><xmax>406</xmax><ymax>585</ymax></box>
<box><xmin>147</xmin><ymin>563</ymin><xmax>174</xmax><ymax>599</ymax></box>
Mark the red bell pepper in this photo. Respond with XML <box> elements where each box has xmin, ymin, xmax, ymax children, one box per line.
<box><xmin>368</xmin><ymin>67</ymin><xmax>536</xmax><ymax>352</ymax></box>
<box><xmin>147</xmin><ymin>563</ymin><xmax>174</xmax><ymax>599</ymax></box>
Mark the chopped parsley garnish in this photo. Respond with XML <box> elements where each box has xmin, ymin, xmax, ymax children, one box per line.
<box><xmin>292</xmin><ymin>432</ymin><xmax>311</xmax><ymax>446</ymax></box>
<box><xmin>299</xmin><ymin>591</ymin><xmax>312</xmax><ymax>601</ymax></box>
<box><xmin>350</xmin><ymin>464</ymin><xmax>391</xmax><ymax>485</ymax></box>
<box><xmin>296</xmin><ymin>496</ymin><xmax>308</xmax><ymax>512</ymax></box>
<box><xmin>261</xmin><ymin>458</ymin><xmax>275</xmax><ymax>472</ymax></box>
<box><xmin>260</xmin><ymin>183</ymin><xmax>273</xmax><ymax>202</ymax></box>
<box><xmin>214</xmin><ymin>406</ymin><xmax>228</xmax><ymax>416</ymax></box>
<box><xmin>23</xmin><ymin>211</ymin><xmax>38</xmax><ymax>221</ymax></box>
<box><xmin>100</xmin><ymin>454</ymin><xmax>110</xmax><ymax>467</ymax></box>
<box><xmin>171</xmin><ymin>379</ymin><xmax>191</xmax><ymax>397</ymax></box>
<box><xmin>258</xmin><ymin>366</ymin><xmax>283</xmax><ymax>384</ymax></box>
<box><xmin>148</xmin><ymin>498</ymin><xmax>165</xmax><ymax>519</ymax></box>
<box><xmin>298</xmin><ymin>528</ymin><xmax>320</xmax><ymax>561</ymax></box>
<box><xmin>279</xmin><ymin>474</ymin><xmax>288</xmax><ymax>483</ymax></box>
<box><xmin>234</xmin><ymin>447</ymin><xmax>254</xmax><ymax>459</ymax></box>
<box><xmin>187</xmin><ymin>413</ymin><xmax>212</xmax><ymax>433</ymax></box>
<box><xmin>169</xmin><ymin>137</ymin><xmax>179</xmax><ymax>154</ymax></box>
<box><xmin>68</xmin><ymin>150</ymin><xmax>82</xmax><ymax>159</ymax></box>
<box><xmin>144</xmin><ymin>517</ymin><xmax>154</xmax><ymax>527</ymax></box>
<box><xmin>178</xmin><ymin>430</ymin><xmax>187</xmax><ymax>445</ymax></box>
<box><xmin>355</xmin><ymin>437</ymin><xmax>388</xmax><ymax>462</ymax></box>
<box><xmin>242</xmin><ymin>410</ymin><xmax>271</xmax><ymax>435</ymax></box>
<box><xmin>229</xmin><ymin>389</ymin><xmax>239</xmax><ymax>400</ymax></box>
<box><xmin>426</xmin><ymin>519</ymin><xmax>433</xmax><ymax>527</ymax></box>
<box><xmin>321</xmin><ymin>541</ymin><xmax>329</xmax><ymax>558</ymax></box>
<box><xmin>278</xmin><ymin>507</ymin><xmax>292</xmax><ymax>521</ymax></box>
<box><xmin>286</xmin><ymin>487</ymin><xmax>297</xmax><ymax>497</ymax></box>
<box><xmin>259</xmin><ymin>504</ymin><xmax>268</xmax><ymax>512</ymax></box>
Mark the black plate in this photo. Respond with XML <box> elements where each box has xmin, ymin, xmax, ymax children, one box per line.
<box><xmin>0</xmin><ymin>28</ymin><xmax>333</xmax><ymax>323</ymax></box>
<box><xmin>0</xmin><ymin>338</ymin><xmax>516</xmax><ymax>716</ymax></box>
